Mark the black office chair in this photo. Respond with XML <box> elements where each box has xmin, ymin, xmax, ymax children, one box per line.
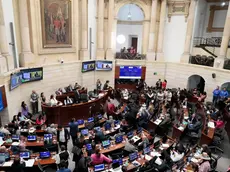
<box><xmin>37</xmin><ymin>162</ymin><xmax>56</xmax><ymax>172</ymax></box>
<box><xmin>208</xmin><ymin>146</ymin><xmax>223</xmax><ymax>172</ymax></box>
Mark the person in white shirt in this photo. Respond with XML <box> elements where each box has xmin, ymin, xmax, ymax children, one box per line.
<box><xmin>0</xmin><ymin>125</ymin><xmax>10</xmax><ymax>135</ymax></box>
<box><xmin>167</xmin><ymin>90</ymin><xmax>172</xmax><ymax>103</ymax></box>
<box><xmin>170</xmin><ymin>149</ymin><xmax>184</xmax><ymax>162</ymax></box>
<box><xmin>50</xmin><ymin>95</ymin><xmax>62</xmax><ymax>106</ymax></box>
<box><xmin>157</xmin><ymin>90</ymin><xmax>164</xmax><ymax>102</ymax></box>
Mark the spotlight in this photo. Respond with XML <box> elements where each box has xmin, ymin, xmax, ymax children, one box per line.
<box><xmin>221</xmin><ymin>2</ymin><xmax>226</xmax><ymax>6</ymax></box>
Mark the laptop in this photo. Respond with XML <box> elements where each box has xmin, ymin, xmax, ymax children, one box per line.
<box><xmin>44</xmin><ymin>134</ymin><xmax>53</xmax><ymax>144</ymax></box>
<box><xmin>77</xmin><ymin>119</ymin><xmax>84</xmax><ymax>125</ymax></box>
<box><xmin>94</xmin><ymin>127</ymin><xmax>101</xmax><ymax>132</ymax></box>
<box><xmin>102</xmin><ymin>140</ymin><xmax>110</xmax><ymax>148</ymax></box>
<box><xmin>88</xmin><ymin>117</ymin><xmax>94</xmax><ymax>123</ymax></box>
<box><xmin>86</xmin><ymin>143</ymin><xmax>92</xmax><ymax>151</ymax></box>
<box><xmin>81</xmin><ymin>129</ymin><xmax>89</xmax><ymax>136</ymax></box>
<box><xmin>97</xmin><ymin>114</ymin><xmax>102</xmax><ymax>120</ymax></box>
<box><xmin>20</xmin><ymin>152</ymin><xmax>30</xmax><ymax>159</ymax></box>
<box><xmin>94</xmin><ymin>164</ymin><xmax>105</xmax><ymax>172</ymax></box>
<box><xmin>39</xmin><ymin>151</ymin><xmax>51</xmax><ymax>159</ymax></box>
<box><xmin>129</xmin><ymin>152</ymin><xmax>138</xmax><ymax>162</ymax></box>
<box><xmin>104</xmin><ymin>123</ymin><xmax>111</xmax><ymax>131</ymax></box>
<box><xmin>127</xmin><ymin>131</ymin><xmax>134</xmax><ymax>139</ymax></box>
<box><xmin>143</xmin><ymin>147</ymin><xmax>151</xmax><ymax>155</ymax></box>
<box><xmin>115</xmin><ymin>135</ymin><xmax>123</xmax><ymax>143</ymax></box>
<box><xmin>12</xmin><ymin>135</ymin><xmax>20</xmax><ymax>142</ymax></box>
<box><xmin>27</xmin><ymin>135</ymin><xmax>37</xmax><ymax>141</ymax></box>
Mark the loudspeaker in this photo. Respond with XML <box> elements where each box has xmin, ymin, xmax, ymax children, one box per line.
<box><xmin>212</xmin><ymin>73</ymin><xmax>216</xmax><ymax>78</ymax></box>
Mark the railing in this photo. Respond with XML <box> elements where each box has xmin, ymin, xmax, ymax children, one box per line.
<box><xmin>193</xmin><ymin>37</ymin><xmax>222</xmax><ymax>47</ymax></box>
<box><xmin>116</xmin><ymin>52</ymin><xmax>146</xmax><ymax>60</ymax></box>
<box><xmin>224</xmin><ymin>59</ymin><xmax>230</xmax><ymax>70</ymax></box>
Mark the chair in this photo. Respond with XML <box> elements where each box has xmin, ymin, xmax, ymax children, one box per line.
<box><xmin>208</xmin><ymin>146</ymin><xmax>223</xmax><ymax>172</ymax></box>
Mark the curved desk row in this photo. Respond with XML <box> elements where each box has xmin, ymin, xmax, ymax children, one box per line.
<box><xmin>42</xmin><ymin>92</ymin><xmax>108</xmax><ymax>126</ymax></box>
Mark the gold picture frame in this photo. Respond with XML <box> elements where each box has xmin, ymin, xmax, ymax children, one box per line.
<box><xmin>40</xmin><ymin>0</ymin><xmax>72</xmax><ymax>48</ymax></box>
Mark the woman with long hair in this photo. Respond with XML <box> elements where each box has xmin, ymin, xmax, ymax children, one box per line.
<box><xmin>21</xmin><ymin>101</ymin><xmax>32</xmax><ymax>119</ymax></box>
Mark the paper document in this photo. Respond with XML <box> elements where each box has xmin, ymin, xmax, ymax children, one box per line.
<box><xmin>178</xmin><ymin>126</ymin><xmax>184</xmax><ymax>131</ymax></box>
<box><xmin>162</xmin><ymin>144</ymin><xmax>169</xmax><ymax>148</ymax></box>
<box><xmin>145</xmin><ymin>155</ymin><xmax>152</xmax><ymax>161</ymax></box>
<box><xmin>155</xmin><ymin>157</ymin><xmax>162</xmax><ymax>165</ymax></box>
<box><xmin>208</xmin><ymin>121</ymin><xmax>215</xmax><ymax>128</ymax></box>
<box><xmin>2</xmin><ymin>161</ymin><xmax>13</xmax><ymax>167</ymax></box>
<box><xmin>0</xmin><ymin>137</ymin><xmax>5</xmax><ymax>146</ymax></box>
<box><xmin>12</xmin><ymin>142</ymin><xmax>20</xmax><ymax>146</ymax></box>
<box><xmin>25</xmin><ymin>159</ymin><xmax>35</xmax><ymax>167</ymax></box>
<box><xmin>150</xmin><ymin>151</ymin><xmax>161</xmax><ymax>157</ymax></box>
<box><xmin>154</xmin><ymin>119</ymin><xmax>162</xmax><ymax>125</ymax></box>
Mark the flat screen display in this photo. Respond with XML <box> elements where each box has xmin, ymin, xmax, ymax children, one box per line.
<box><xmin>95</xmin><ymin>61</ymin><xmax>113</xmax><ymax>71</ymax></box>
<box><xmin>102</xmin><ymin>140</ymin><xmax>110</xmax><ymax>147</ymax></box>
<box><xmin>77</xmin><ymin>119</ymin><xmax>84</xmax><ymax>125</ymax></box>
<box><xmin>20</xmin><ymin>152</ymin><xmax>30</xmax><ymax>159</ymax></box>
<box><xmin>129</xmin><ymin>152</ymin><xmax>138</xmax><ymax>162</ymax></box>
<box><xmin>119</xmin><ymin>66</ymin><xmax>142</xmax><ymax>79</ymax></box>
<box><xmin>20</xmin><ymin>67</ymin><xmax>43</xmax><ymax>83</ymax></box>
<box><xmin>81</xmin><ymin>129</ymin><xmax>89</xmax><ymax>136</ymax></box>
<box><xmin>82</xmin><ymin>61</ymin><xmax>95</xmax><ymax>73</ymax></box>
<box><xmin>86</xmin><ymin>144</ymin><xmax>92</xmax><ymax>151</ymax></box>
<box><xmin>115</xmin><ymin>135</ymin><xmax>123</xmax><ymax>143</ymax></box>
<box><xmin>27</xmin><ymin>135</ymin><xmax>37</xmax><ymax>141</ymax></box>
<box><xmin>94</xmin><ymin>164</ymin><xmax>105</xmax><ymax>172</ymax></box>
<box><xmin>10</xmin><ymin>72</ymin><xmax>22</xmax><ymax>90</ymax></box>
<box><xmin>39</xmin><ymin>151</ymin><xmax>51</xmax><ymax>159</ymax></box>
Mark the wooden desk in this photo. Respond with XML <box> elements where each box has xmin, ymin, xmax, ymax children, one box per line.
<box><xmin>199</xmin><ymin>127</ymin><xmax>215</xmax><ymax>145</ymax></box>
<box><xmin>42</xmin><ymin>92</ymin><xmax>108</xmax><ymax>125</ymax></box>
<box><xmin>56</xmin><ymin>89</ymin><xmax>87</xmax><ymax>103</ymax></box>
<box><xmin>78</xmin><ymin>118</ymin><xmax>106</xmax><ymax>129</ymax></box>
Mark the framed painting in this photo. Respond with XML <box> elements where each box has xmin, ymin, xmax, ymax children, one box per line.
<box><xmin>40</xmin><ymin>0</ymin><xmax>72</xmax><ymax>48</ymax></box>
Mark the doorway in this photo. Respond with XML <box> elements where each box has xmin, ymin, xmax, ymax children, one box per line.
<box><xmin>131</xmin><ymin>37</ymin><xmax>138</xmax><ymax>50</ymax></box>
<box><xmin>187</xmin><ymin>75</ymin><xmax>205</xmax><ymax>93</ymax></box>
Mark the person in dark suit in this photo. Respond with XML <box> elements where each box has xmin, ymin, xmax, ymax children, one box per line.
<box><xmin>68</xmin><ymin>118</ymin><xmax>79</xmax><ymax>145</ymax></box>
<box><xmin>57</xmin><ymin>125</ymin><xmax>70</xmax><ymax>150</ymax></box>
<box><xmin>11</xmin><ymin>157</ymin><xmax>25</xmax><ymax>172</ymax></box>
<box><xmin>103</xmin><ymin>80</ymin><xmax>110</xmax><ymax>90</ymax></box>
<box><xmin>189</xmin><ymin>113</ymin><xmax>197</xmax><ymax>124</ymax></box>
<box><xmin>58</xmin><ymin>145</ymin><xmax>70</xmax><ymax>168</ymax></box>
<box><xmin>74</xmin><ymin>89</ymin><xmax>80</xmax><ymax>103</ymax></box>
<box><xmin>94</xmin><ymin>129</ymin><xmax>108</xmax><ymax>143</ymax></box>
<box><xmin>75</xmin><ymin>156</ymin><xmax>92</xmax><ymax>172</ymax></box>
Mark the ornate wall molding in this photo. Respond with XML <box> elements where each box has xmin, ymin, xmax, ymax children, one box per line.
<box><xmin>167</xmin><ymin>0</ymin><xmax>190</xmax><ymax>22</ymax></box>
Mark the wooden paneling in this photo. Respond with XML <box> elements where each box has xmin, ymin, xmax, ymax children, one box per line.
<box><xmin>0</xmin><ymin>85</ymin><xmax>7</xmax><ymax>109</ymax></box>
<box><xmin>142</xmin><ymin>66</ymin><xmax>146</xmax><ymax>80</ymax></box>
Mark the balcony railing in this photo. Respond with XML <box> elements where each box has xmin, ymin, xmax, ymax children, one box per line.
<box><xmin>193</xmin><ymin>37</ymin><xmax>223</xmax><ymax>47</ymax></box>
<box><xmin>116</xmin><ymin>52</ymin><xmax>146</xmax><ymax>60</ymax></box>
<box><xmin>189</xmin><ymin>55</ymin><xmax>214</xmax><ymax>67</ymax></box>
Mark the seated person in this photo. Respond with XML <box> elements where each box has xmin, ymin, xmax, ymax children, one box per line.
<box><xmin>188</xmin><ymin>117</ymin><xmax>202</xmax><ymax>133</ymax></box>
<box><xmin>124</xmin><ymin>139</ymin><xmax>137</xmax><ymax>153</ymax></box>
<box><xmin>91</xmin><ymin>89</ymin><xmax>98</xmax><ymax>99</ymax></box>
<box><xmin>170</xmin><ymin>147</ymin><xmax>184</xmax><ymax>162</ymax></box>
<box><xmin>57</xmin><ymin>160</ymin><xmax>71</xmax><ymax>172</ymax></box>
<box><xmin>94</xmin><ymin>128</ymin><xmax>108</xmax><ymax>143</ymax></box>
<box><xmin>66</xmin><ymin>84</ymin><xmax>73</xmax><ymax>92</ymax></box>
<box><xmin>56</xmin><ymin>88</ymin><xmax>63</xmax><ymax>95</ymax></box>
<box><xmin>74</xmin><ymin>82</ymin><xmax>81</xmax><ymax>90</ymax></box>
<box><xmin>50</xmin><ymin>94</ymin><xmax>62</xmax><ymax>106</ymax></box>
<box><xmin>139</xmin><ymin>161</ymin><xmax>152</xmax><ymax>172</ymax></box>
<box><xmin>0</xmin><ymin>125</ymin><xmax>10</xmax><ymax>135</ymax></box>
<box><xmin>11</xmin><ymin>157</ymin><xmax>26</xmax><ymax>172</ymax></box>
<box><xmin>46</xmin><ymin>124</ymin><xmax>57</xmax><ymax>135</ymax></box>
<box><xmin>138</xmin><ymin>133</ymin><xmax>149</xmax><ymax>149</ymax></box>
<box><xmin>188</xmin><ymin>113</ymin><xmax>198</xmax><ymax>125</ymax></box>
<box><xmin>65</xmin><ymin>96</ymin><xmax>73</xmax><ymax>105</ymax></box>
<box><xmin>107</xmin><ymin>98</ymin><xmax>115</xmax><ymax>116</ymax></box>
<box><xmin>214</xmin><ymin>116</ymin><xmax>224</xmax><ymax>129</ymax></box>
<box><xmin>91</xmin><ymin>146</ymin><xmax>112</xmax><ymax>165</ymax></box>
<box><xmin>197</xmin><ymin>152</ymin><xmax>211</xmax><ymax>172</ymax></box>
<box><xmin>120</xmin><ymin>119</ymin><xmax>129</xmax><ymax>132</ymax></box>
<box><xmin>106</xmin><ymin>116</ymin><xmax>115</xmax><ymax>125</ymax></box>
<box><xmin>201</xmin><ymin>144</ymin><xmax>211</xmax><ymax>158</ymax></box>
<box><xmin>36</xmin><ymin>114</ymin><xmax>46</xmax><ymax>125</ymax></box>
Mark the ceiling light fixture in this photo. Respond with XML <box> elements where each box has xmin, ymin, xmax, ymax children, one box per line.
<box><xmin>221</xmin><ymin>2</ymin><xmax>226</xmax><ymax>6</ymax></box>
<box><xmin>127</xmin><ymin>4</ymin><xmax>132</xmax><ymax>20</ymax></box>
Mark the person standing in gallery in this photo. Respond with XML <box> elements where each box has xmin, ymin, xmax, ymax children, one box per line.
<box><xmin>30</xmin><ymin>90</ymin><xmax>39</xmax><ymax>115</ymax></box>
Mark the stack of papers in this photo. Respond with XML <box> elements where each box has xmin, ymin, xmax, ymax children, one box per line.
<box><xmin>25</xmin><ymin>159</ymin><xmax>35</xmax><ymax>167</ymax></box>
<box><xmin>12</xmin><ymin>142</ymin><xmax>20</xmax><ymax>146</ymax></box>
<box><xmin>154</xmin><ymin>119</ymin><xmax>162</xmax><ymax>125</ymax></box>
<box><xmin>162</xmin><ymin>144</ymin><xmax>169</xmax><ymax>148</ymax></box>
<box><xmin>150</xmin><ymin>151</ymin><xmax>161</xmax><ymax>157</ymax></box>
<box><xmin>2</xmin><ymin>161</ymin><xmax>13</xmax><ymax>167</ymax></box>
<box><xmin>208</xmin><ymin>121</ymin><xmax>215</xmax><ymax>128</ymax></box>
<box><xmin>145</xmin><ymin>155</ymin><xmax>152</xmax><ymax>161</ymax></box>
<box><xmin>114</xmin><ymin>125</ymin><xmax>120</xmax><ymax>130</ymax></box>
<box><xmin>155</xmin><ymin>157</ymin><xmax>162</xmax><ymax>165</ymax></box>
<box><xmin>178</xmin><ymin>126</ymin><xmax>184</xmax><ymax>131</ymax></box>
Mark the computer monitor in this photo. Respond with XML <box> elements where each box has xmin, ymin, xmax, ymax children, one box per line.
<box><xmin>44</xmin><ymin>134</ymin><xmax>53</xmax><ymax>144</ymax></box>
<box><xmin>20</xmin><ymin>152</ymin><xmax>30</xmax><ymax>159</ymax></box>
<box><xmin>94</xmin><ymin>164</ymin><xmax>105</xmax><ymax>172</ymax></box>
<box><xmin>12</xmin><ymin>135</ymin><xmax>20</xmax><ymax>141</ymax></box>
<box><xmin>97</xmin><ymin>114</ymin><xmax>102</xmax><ymax>120</ymax></box>
<box><xmin>39</xmin><ymin>151</ymin><xmax>51</xmax><ymax>159</ymax></box>
<box><xmin>86</xmin><ymin>144</ymin><xmax>92</xmax><ymax>151</ymax></box>
<box><xmin>102</xmin><ymin>140</ymin><xmax>110</xmax><ymax>148</ymax></box>
<box><xmin>88</xmin><ymin>117</ymin><xmax>94</xmax><ymax>123</ymax></box>
<box><xmin>114</xmin><ymin>120</ymin><xmax>119</xmax><ymax>126</ymax></box>
<box><xmin>81</xmin><ymin>129</ymin><xmax>89</xmax><ymax>136</ymax></box>
<box><xmin>143</xmin><ymin>147</ymin><xmax>151</xmax><ymax>154</ymax></box>
<box><xmin>112</xmin><ymin>158</ymin><xmax>123</xmax><ymax>165</ymax></box>
<box><xmin>0</xmin><ymin>154</ymin><xmax>5</xmax><ymax>163</ymax></box>
<box><xmin>104</xmin><ymin>123</ymin><xmax>111</xmax><ymax>131</ymax></box>
<box><xmin>27</xmin><ymin>135</ymin><xmax>37</xmax><ymax>141</ymax></box>
<box><xmin>77</xmin><ymin>119</ymin><xmax>84</xmax><ymax>125</ymax></box>
<box><xmin>129</xmin><ymin>152</ymin><xmax>138</xmax><ymax>162</ymax></box>
<box><xmin>127</xmin><ymin>131</ymin><xmax>133</xmax><ymax>139</ymax></box>
<box><xmin>94</xmin><ymin>127</ymin><xmax>101</xmax><ymax>132</ymax></box>
<box><xmin>115</xmin><ymin>135</ymin><xmax>123</xmax><ymax>143</ymax></box>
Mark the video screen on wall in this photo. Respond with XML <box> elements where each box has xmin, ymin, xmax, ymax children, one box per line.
<box><xmin>10</xmin><ymin>72</ymin><xmax>22</xmax><ymax>91</ymax></box>
<box><xmin>82</xmin><ymin>61</ymin><xmax>95</xmax><ymax>73</ymax></box>
<box><xmin>119</xmin><ymin>66</ymin><xmax>142</xmax><ymax>79</ymax></box>
<box><xmin>20</xmin><ymin>67</ymin><xmax>43</xmax><ymax>83</ymax></box>
<box><xmin>95</xmin><ymin>61</ymin><xmax>113</xmax><ymax>71</ymax></box>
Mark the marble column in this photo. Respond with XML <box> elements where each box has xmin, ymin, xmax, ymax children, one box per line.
<box><xmin>142</xmin><ymin>21</ymin><xmax>150</xmax><ymax>55</ymax></box>
<box><xmin>214</xmin><ymin>4</ymin><xmax>230</xmax><ymax>68</ymax></box>
<box><xmin>96</xmin><ymin>0</ymin><xmax>105</xmax><ymax>59</ymax></box>
<box><xmin>0</xmin><ymin>0</ymin><xmax>13</xmax><ymax>73</ymax></box>
<box><xmin>147</xmin><ymin>0</ymin><xmax>158</xmax><ymax>61</ymax></box>
<box><xmin>80</xmin><ymin>0</ymin><xmax>89</xmax><ymax>60</ymax></box>
<box><xmin>156</xmin><ymin>0</ymin><xmax>166</xmax><ymax>61</ymax></box>
<box><xmin>106</xmin><ymin>0</ymin><xmax>114</xmax><ymax>59</ymax></box>
<box><xmin>19</xmin><ymin>0</ymin><xmax>35</xmax><ymax>66</ymax></box>
<box><xmin>180</xmin><ymin>0</ymin><xmax>197</xmax><ymax>63</ymax></box>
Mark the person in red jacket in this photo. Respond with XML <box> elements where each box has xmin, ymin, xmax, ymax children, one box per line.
<box><xmin>162</xmin><ymin>79</ymin><xmax>167</xmax><ymax>90</ymax></box>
